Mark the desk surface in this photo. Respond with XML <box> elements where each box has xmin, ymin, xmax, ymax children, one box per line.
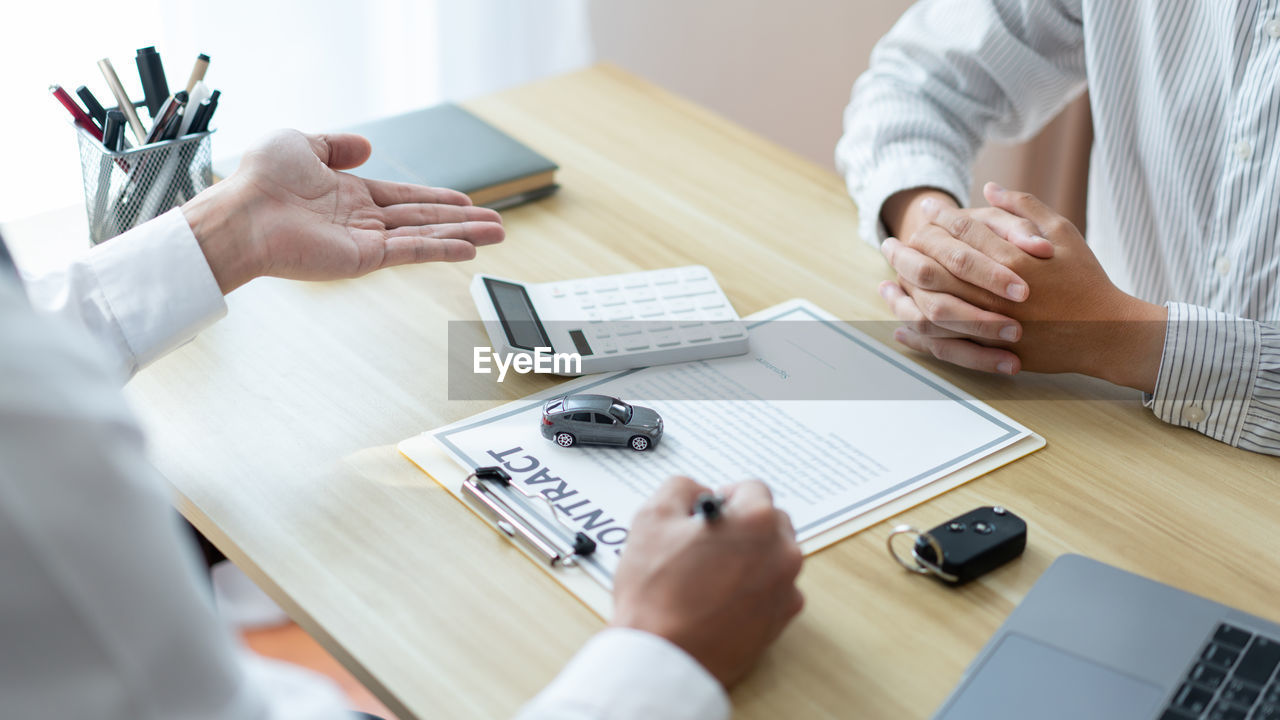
<box><xmin>7</xmin><ymin>65</ymin><xmax>1278</xmax><ymax>719</ymax></box>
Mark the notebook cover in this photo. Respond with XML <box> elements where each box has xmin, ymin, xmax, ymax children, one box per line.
<box><xmin>213</xmin><ymin>103</ymin><xmax>557</xmax><ymax>199</ymax></box>
<box><xmin>341</xmin><ymin>103</ymin><xmax>557</xmax><ymax>194</ymax></box>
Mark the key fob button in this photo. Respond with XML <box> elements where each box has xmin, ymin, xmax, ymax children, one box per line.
<box><xmin>947</xmin><ymin>522</ymin><xmax>966</xmax><ymax>532</ymax></box>
<box><xmin>974</xmin><ymin>521</ymin><xmax>994</xmax><ymax>534</ymax></box>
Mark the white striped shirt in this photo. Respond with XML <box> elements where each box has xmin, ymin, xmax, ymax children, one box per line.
<box><xmin>837</xmin><ymin>0</ymin><xmax>1280</xmax><ymax>455</ymax></box>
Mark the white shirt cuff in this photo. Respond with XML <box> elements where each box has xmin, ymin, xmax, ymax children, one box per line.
<box><xmin>516</xmin><ymin>628</ymin><xmax>730</xmax><ymax>720</ymax></box>
<box><xmin>88</xmin><ymin>207</ymin><xmax>227</xmax><ymax>378</ymax></box>
<box><xmin>845</xmin><ymin>154</ymin><xmax>970</xmax><ymax>247</ymax></box>
<box><xmin>1145</xmin><ymin>302</ymin><xmax>1259</xmax><ymax>444</ymax></box>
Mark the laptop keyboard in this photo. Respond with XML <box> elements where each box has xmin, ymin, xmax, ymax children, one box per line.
<box><xmin>1162</xmin><ymin>623</ymin><xmax>1280</xmax><ymax>719</ymax></box>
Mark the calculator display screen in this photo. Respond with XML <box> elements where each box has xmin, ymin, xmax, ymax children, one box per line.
<box><xmin>484</xmin><ymin>278</ymin><xmax>551</xmax><ymax>351</ymax></box>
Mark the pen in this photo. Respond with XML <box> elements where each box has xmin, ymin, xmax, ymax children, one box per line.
<box><xmin>160</xmin><ymin>91</ymin><xmax>189</xmax><ymax>141</ymax></box>
<box><xmin>144</xmin><ymin>93</ymin><xmax>182</xmax><ymax>144</ymax></box>
<box><xmin>189</xmin><ymin>89</ymin><xmax>219</xmax><ymax>133</ymax></box>
<box><xmin>98</xmin><ymin>58</ymin><xmax>148</xmax><ymax>145</ymax></box>
<box><xmin>102</xmin><ymin>109</ymin><xmax>125</xmax><ymax>152</ymax></box>
<box><xmin>75</xmin><ymin>85</ymin><xmax>108</xmax><ymax>127</ymax></box>
<box><xmin>135</xmin><ymin>46</ymin><xmax>170</xmax><ymax>119</ymax></box>
<box><xmin>695</xmin><ymin>493</ymin><xmax>724</xmax><ymax>523</ymax></box>
<box><xmin>184</xmin><ymin>53</ymin><xmax>210</xmax><ymax>94</ymax></box>
<box><xmin>50</xmin><ymin>84</ymin><xmax>103</xmax><ymax>141</ymax></box>
<box><xmin>178</xmin><ymin>81</ymin><xmax>211</xmax><ymax>136</ymax></box>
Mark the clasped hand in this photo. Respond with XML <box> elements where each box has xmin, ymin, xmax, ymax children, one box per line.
<box><xmin>877</xmin><ymin>183</ymin><xmax>1167</xmax><ymax>393</ymax></box>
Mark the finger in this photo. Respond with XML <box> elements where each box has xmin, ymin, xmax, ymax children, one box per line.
<box><xmin>894</xmin><ymin>327</ymin><xmax>1021</xmax><ymax>375</ymax></box>
<box><xmin>880</xmin><ymin>236</ymin><xmax>954</xmax><ymax>293</ymax></box>
<box><xmin>378</xmin><ymin>237</ymin><xmax>480</xmax><ymax>267</ymax></box>
<box><xmin>972</xmin><ymin>202</ymin><xmax>1054</xmax><ymax>258</ymax></box>
<box><xmin>719</xmin><ymin>479</ymin><xmax>775</xmax><ymax>511</ymax></box>
<box><xmin>878</xmin><ymin>280</ymin><xmax>966</xmax><ymax>339</ymax></box>
<box><xmin>776</xmin><ymin>509</ymin><xmax>798</xmax><ymax>542</ymax></box>
<box><xmin>983</xmin><ymin>183</ymin><xmax>1066</xmax><ymax>241</ymax></box>
<box><xmin>905</xmin><ymin>220</ymin><xmax>1029</xmax><ymax>301</ymax></box>
<box><xmin>364</xmin><ymin>177</ymin><xmax>473</xmax><ymax>208</ymax></box>
<box><xmin>647</xmin><ymin>475</ymin><xmax>713</xmax><ymax>516</ymax></box>
<box><xmin>387</xmin><ymin>221</ymin><xmax>506</xmax><ymax>247</ymax></box>
<box><xmin>898</xmin><ymin>281</ymin><xmax>1022</xmax><ymax>342</ymax></box>
<box><xmin>381</xmin><ymin>203</ymin><xmax>502</xmax><ymax>229</ymax></box>
<box><xmin>307</xmin><ymin>133</ymin><xmax>372</xmax><ymax>170</ymax></box>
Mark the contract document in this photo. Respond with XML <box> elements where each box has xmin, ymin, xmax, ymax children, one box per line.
<box><xmin>399</xmin><ymin>299</ymin><xmax>1044</xmax><ymax>616</ymax></box>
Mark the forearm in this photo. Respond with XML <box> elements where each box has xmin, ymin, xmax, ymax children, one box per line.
<box><xmin>18</xmin><ymin>208</ymin><xmax>227</xmax><ymax>383</ymax></box>
<box><xmin>836</xmin><ymin>0</ymin><xmax>1086</xmax><ymax>245</ymax></box>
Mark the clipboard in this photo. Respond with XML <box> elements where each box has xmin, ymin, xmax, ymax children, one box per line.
<box><xmin>398</xmin><ymin>299</ymin><xmax>1046</xmax><ymax>619</ymax></box>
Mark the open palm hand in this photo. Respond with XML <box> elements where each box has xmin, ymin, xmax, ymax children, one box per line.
<box><xmin>183</xmin><ymin>129</ymin><xmax>505</xmax><ymax>293</ymax></box>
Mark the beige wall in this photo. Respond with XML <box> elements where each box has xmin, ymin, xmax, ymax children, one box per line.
<box><xmin>590</xmin><ymin>0</ymin><xmax>1091</xmax><ymax>229</ymax></box>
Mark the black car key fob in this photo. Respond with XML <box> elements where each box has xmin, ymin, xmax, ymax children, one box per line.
<box><xmin>901</xmin><ymin>506</ymin><xmax>1027</xmax><ymax>585</ymax></box>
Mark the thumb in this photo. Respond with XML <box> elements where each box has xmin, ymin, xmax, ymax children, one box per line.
<box><xmin>307</xmin><ymin>132</ymin><xmax>373</xmax><ymax>170</ymax></box>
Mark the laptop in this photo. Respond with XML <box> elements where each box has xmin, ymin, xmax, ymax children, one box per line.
<box><xmin>933</xmin><ymin>554</ymin><xmax>1280</xmax><ymax>719</ymax></box>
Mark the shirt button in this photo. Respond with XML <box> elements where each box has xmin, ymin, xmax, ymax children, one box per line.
<box><xmin>1185</xmin><ymin>405</ymin><xmax>1208</xmax><ymax>423</ymax></box>
<box><xmin>1267</xmin><ymin>18</ymin><xmax>1280</xmax><ymax>38</ymax></box>
<box><xmin>1216</xmin><ymin>254</ymin><xmax>1231</xmax><ymax>277</ymax></box>
<box><xmin>1234</xmin><ymin>140</ymin><xmax>1253</xmax><ymax>160</ymax></box>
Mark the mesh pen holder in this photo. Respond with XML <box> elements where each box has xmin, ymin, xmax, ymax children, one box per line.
<box><xmin>74</xmin><ymin>125</ymin><xmax>214</xmax><ymax>245</ymax></box>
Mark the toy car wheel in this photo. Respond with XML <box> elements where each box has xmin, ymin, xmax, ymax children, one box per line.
<box><xmin>555</xmin><ymin>432</ymin><xmax>576</xmax><ymax>448</ymax></box>
<box><xmin>629</xmin><ymin>436</ymin><xmax>650</xmax><ymax>452</ymax></box>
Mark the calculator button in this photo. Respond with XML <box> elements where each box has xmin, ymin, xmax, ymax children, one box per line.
<box><xmin>572</xmin><ymin>284</ymin><xmax>590</xmax><ymax>295</ymax></box>
<box><xmin>614</xmin><ymin>324</ymin><xmax>643</xmax><ymax>337</ymax></box>
<box><xmin>680</xmin><ymin>268</ymin><xmax>706</xmax><ymax>281</ymax></box>
<box><xmin>637</xmin><ymin>309</ymin><xmax>666</xmax><ymax>319</ymax></box>
<box><xmin>698</xmin><ymin>298</ymin><xmax>727</xmax><ymax>311</ymax></box>
<box><xmin>631</xmin><ymin>290</ymin><xmax>658</xmax><ymax>303</ymax></box>
<box><xmin>648</xmin><ymin>323</ymin><xmax>674</xmax><ymax>333</ymax></box>
<box><xmin>682</xmin><ymin>280</ymin><xmax>717</xmax><ymax>296</ymax></box>
<box><xmin>589</xmin><ymin>328</ymin><xmax>612</xmax><ymax>340</ymax></box>
<box><xmin>623</xmin><ymin>339</ymin><xmax>651</xmax><ymax>351</ymax></box>
<box><xmin>652</xmin><ymin>332</ymin><xmax>681</xmax><ymax>348</ymax></box>
<box><xmin>680</xmin><ymin>326</ymin><xmax>713</xmax><ymax>343</ymax></box>
<box><xmin>666</xmin><ymin>300</ymin><xmax>696</xmax><ymax>314</ymax></box>
<box><xmin>598</xmin><ymin>293</ymin><xmax>627</xmax><ymax>307</ymax></box>
<box><xmin>623</xmin><ymin>279</ymin><xmax>649</xmax><ymax>289</ymax></box>
<box><xmin>606</xmin><ymin>309</ymin><xmax>634</xmax><ymax>321</ymax></box>
<box><xmin>598</xmin><ymin>339</ymin><xmax>618</xmax><ymax>354</ymax></box>
<box><xmin>716</xmin><ymin>326</ymin><xmax>746</xmax><ymax>340</ymax></box>
<box><xmin>578</xmin><ymin>299</ymin><xmax>597</xmax><ymax>310</ymax></box>
<box><xmin>652</xmin><ymin>272</ymin><xmax>679</xmax><ymax>286</ymax></box>
<box><xmin>706</xmin><ymin>308</ymin><xmax>735</xmax><ymax>322</ymax></box>
<box><xmin>592</xmin><ymin>280</ymin><xmax>620</xmax><ymax>292</ymax></box>
<box><xmin>584</xmin><ymin>310</ymin><xmax>602</xmax><ymax>323</ymax></box>
<box><xmin>549</xmin><ymin>286</ymin><xmax>568</xmax><ymax>298</ymax></box>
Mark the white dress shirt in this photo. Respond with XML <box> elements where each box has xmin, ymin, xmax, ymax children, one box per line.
<box><xmin>837</xmin><ymin>0</ymin><xmax>1280</xmax><ymax>455</ymax></box>
<box><xmin>0</xmin><ymin>209</ymin><xmax>728</xmax><ymax>719</ymax></box>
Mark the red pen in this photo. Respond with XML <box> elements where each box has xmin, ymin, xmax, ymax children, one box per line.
<box><xmin>50</xmin><ymin>84</ymin><xmax>104</xmax><ymax>141</ymax></box>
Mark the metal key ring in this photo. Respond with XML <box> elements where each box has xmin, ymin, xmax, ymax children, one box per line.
<box><xmin>886</xmin><ymin>524</ymin><xmax>959</xmax><ymax>583</ymax></box>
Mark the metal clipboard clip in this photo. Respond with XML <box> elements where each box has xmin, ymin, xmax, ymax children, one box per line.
<box><xmin>461</xmin><ymin>466</ymin><xmax>597</xmax><ymax>567</ymax></box>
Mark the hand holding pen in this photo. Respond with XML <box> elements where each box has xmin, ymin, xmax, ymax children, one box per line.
<box><xmin>611</xmin><ymin>476</ymin><xmax>804</xmax><ymax>689</ymax></box>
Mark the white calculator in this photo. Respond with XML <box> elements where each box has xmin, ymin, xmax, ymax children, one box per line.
<box><xmin>470</xmin><ymin>266</ymin><xmax>750</xmax><ymax>375</ymax></box>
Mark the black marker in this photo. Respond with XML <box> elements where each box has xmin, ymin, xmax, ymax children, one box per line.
<box><xmin>135</xmin><ymin>46</ymin><xmax>170</xmax><ymax>119</ymax></box>
<box><xmin>695</xmin><ymin>493</ymin><xmax>724</xmax><ymax>523</ymax></box>
<box><xmin>190</xmin><ymin>89</ymin><xmax>219</xmax><ymax>133</ymax></box>
<box><xmin>75</xmin><ymin>85</ymin><xmax>108</xmax><ymax>127</ymax></box>
<box><xmin>102</xmin><ymin>109</ymin><xmax>125</xmax><ymax>152</ymax></box>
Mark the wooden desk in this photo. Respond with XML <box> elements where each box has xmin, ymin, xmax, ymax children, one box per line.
<box><xmin>5</xmin><ymin>65</ymin><xmax>1278</xmax><ymax>719</ymax></box>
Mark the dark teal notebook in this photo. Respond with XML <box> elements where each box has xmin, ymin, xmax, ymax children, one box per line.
<box><xmin>215</xmin><ymin>103</ymin><xmax>558</xmax><ymax>209</ymax></box>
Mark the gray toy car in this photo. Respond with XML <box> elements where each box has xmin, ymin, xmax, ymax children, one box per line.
<box><xmin>540</xmin><ymin>394</ymin><xmax>663</xmax><ymax>451</ymax></box>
